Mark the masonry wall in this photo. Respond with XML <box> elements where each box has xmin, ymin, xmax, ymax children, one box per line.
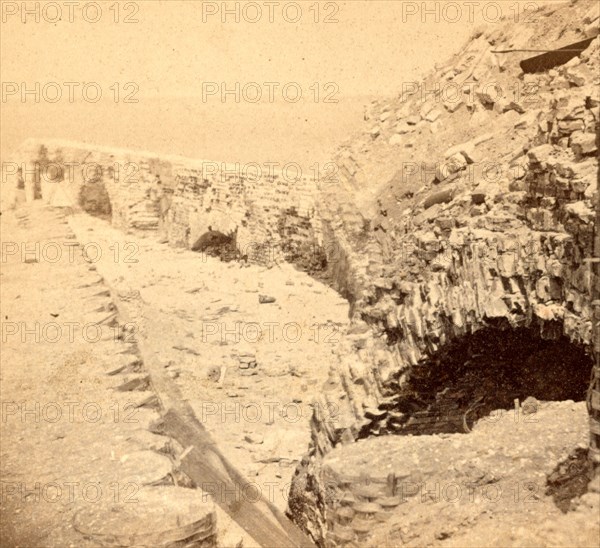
<box><xmin>292</xmin><ymin>119</ymin><xmax>599</xmax><ymax>548</ymax></box>
<box><xmin>6</xmin><ymin>139</ymin><xmax>325</xmax><ymax>266</ymax></box>
<box><xmin>167</xmin><ymin>162</ymin><xmax>321</xmax><ymax>264</ymax></box>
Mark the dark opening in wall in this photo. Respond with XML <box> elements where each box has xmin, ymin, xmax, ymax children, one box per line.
<box><xmin>361</xmin><ymin>326</ymin><xmax>593</xmax><ymax>438</ymax></box>
<box><xmin>78</xmin><ymin>165</ymin><xmax>112</xmax><ymax>221</ymax></box>
<box><xmin>519</xmin><ymin>35</ymin><xmax>598</xmax><ymax>73</ymax></box>
<box><xmin>191</xmin><ymin>229</ymin><xmax>237</xmax><ymax>262</ymax></box>
<box><xmin>284</xmin><ymin>240</ymin><xmax>329</xmax><ymax>277</ymax></box>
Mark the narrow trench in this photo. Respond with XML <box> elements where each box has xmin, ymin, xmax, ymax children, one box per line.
<box><xmin>75</xmin><ymin>182</ymin><xmax>597</xmax><ymax>531</ymax></box>
<box><xmin>71</xmin><ymin>203</ymin><xmax>346</xmax><ymax>540</ymax></box>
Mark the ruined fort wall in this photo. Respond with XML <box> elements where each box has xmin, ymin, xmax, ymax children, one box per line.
<box><xmin>288</xmin><ymin>8</ymin><xmax>599</xmax><ymax>542</ymax></box>
<box><xmin>307</xmin><ymin>9</ymin><xmax>600</xmax><ymax>456</ymax></box>
<box><xmin>6</xmin><ymin>139</ymin><xmax>324</xmax><ymax>265</ymax></box>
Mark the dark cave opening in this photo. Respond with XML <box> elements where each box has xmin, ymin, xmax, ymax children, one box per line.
<box><xmin>362</xmin><ymin>326</ymin><xmax>593</xmax><ymax>438</ymax></box>
<box><xmin>78</xmin><ymin>165</ymin><xmax>112</xmax><ymax>221</ymax></box>
<box><xmin>191</xmin><ymin>229</ymin><xmax>237</xmax><ymax>262</ymax></box>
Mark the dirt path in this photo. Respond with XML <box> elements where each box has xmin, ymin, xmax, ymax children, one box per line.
<box><xmin>2</xmin><ymin>205</ymin><xmax>598</xmax><ymax>548</ymax></box>
<box><xmin>67</xmin><ymin>211</ymin><xmax>350</xmax><ymax>514</ymax></box>
<box><xmin>1</xmin><ymin>204</ymin><xmax>195</xmax><ymax>547</ymax></box>
<box><xmin>1</xmin><ymin>203</ymin><xmax>347</xmax><ymax>547</ymax></box>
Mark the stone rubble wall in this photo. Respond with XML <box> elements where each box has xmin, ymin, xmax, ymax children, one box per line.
<box><xmin>168</xmin><ymin>162</ymin><xmax>321</xmax><ymax>264</ymax></box>
<box><xmin>289</xmin><ymin>2</ymin><xmax>600</xmax><ymax>542</ymax></box>
<box><xmin>310</xmin><ymin>3</ymin><xmax>599</xmax><ymax>463</ymax></box>
<box><xmin>6</xmin><ymin>139</ymin><xmax>324</xmax><ymax>266</ymax></box>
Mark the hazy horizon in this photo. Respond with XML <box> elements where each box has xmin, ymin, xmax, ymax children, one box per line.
<box><xmin>0</xmin><ymin>0</ymin><xmax>500</xmax><ymax>166</ymax></box>
<box><xmin>2</xmin><ymin>94</ymin><xmax>374</xmax><ymax>168</ymax></box>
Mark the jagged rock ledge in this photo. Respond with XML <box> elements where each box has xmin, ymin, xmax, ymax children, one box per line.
<box><xmin>289</xmin><ymin>3</ymin><xmax>599</xmax><ymax>544</ymax></box>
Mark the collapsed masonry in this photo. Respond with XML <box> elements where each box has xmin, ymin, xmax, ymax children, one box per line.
<box><xmin>286</xmin><ymin>2</ymin><xmax>600</xmax><ymax>546</ymax></box>
<box><xmin>5</xmin><ymin>140</ymin><xmax>328</xmax><ymax>273</ymax></box>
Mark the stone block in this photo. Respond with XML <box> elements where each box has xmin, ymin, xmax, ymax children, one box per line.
<box><xmin>380</xmin><ymin>111</ymin><xmax>392</xmax><ymax>123</ymax></box>
<box><xmin>395</xmin><ymin>121</ymin><xmax>414</xmax><ymax>134</ymax></box>
<box><xmin>558</xmin><ymin>119</ymin><xmax>585</xmax><ymax>134</ymax></box>
<box><xmin>352</xmin><ymin>484</ymin><xmax>386</xmax><ymax>501</ymax></box>
<box><xmin>375</xmin><ymin>496</ymin><xmax>404</xmax><ymax>509</ymax></box>
<box><xmin>483</xmin><ymin>297</ymin><xmax>509</xmax><ymax>318</ymax></box>
<box><xmin>443</xmin><ymin>99</ymin><xmax>464</xmax><ymax>113</ymax></box>
<box><xmin>435</xmin><ymin>217</ymin><xmax>455</xmax><ymax>231</ymax></box>
<box><xmin>424</xmin><ymin>188</ymin><xmax>455</xmax><ymax>209</ymax></box>
<box><xmin>503</xmin><ymin>101</ymin><xmax>526</xmax><ymax>114</ymax></box>
<box><xmin>476</xmin><ymin>91</ymin><xmax>496</xmax><ymax>108</ymax></box>
<box><xmin>335</xmin><ymin>506</ymin><xmax>355</xmax><ymax>525</ymax></box>
<box><xmin>527</xmin><ymin>144</ymin><xmax>554</xmax><ymax>165</ymax></box>
<box><xmin>570</xmin><ymin>131</ymin><xmax>597</xmax><ymax>157</ymax></box>
<box><xmin>444</xmin><ymin>140</ymin><xmax>481</xmax><ymax>164</ymax></box>
<box><xmin>565</xmin><ymin>201</ymin><xmax>594</xmax><ymax>223</ymax></box>
<box><xmin>369</xmin><ymin>126</ymin><xmax>381</xmax><ymax>138</ymax></box>
<box><xmin>425</xmin><ymin>109</ymin><xmax>442</xmax><ymax>122</ymax></box>
<box><xmin>419</xmin><ymin>101</ymin><xmax>435</xmax><ymax>119</ymax></box>
<box><xmin>353</xmin><ymin>501</ymin><xmax>381</xmax><ymax>518</ymax></box>
<box><xmin>471</xmin><ymin>192</ymin><xmax>486</xmax><ymax>205</ymax></box>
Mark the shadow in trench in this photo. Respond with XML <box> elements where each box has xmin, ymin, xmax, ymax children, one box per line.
<box><xmin>546</xmin><ymin>447</ymin><xmax>596</xmax><ymax>512</ymax></box>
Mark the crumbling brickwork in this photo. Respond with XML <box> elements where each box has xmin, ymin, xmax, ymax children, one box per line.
<box><xmin>289</xmin><ymin>4</ymin><xmax>599</xmax><ymax>544</ymax></box>
<box><xmin>7</xmin><ymin>140</ymin><xmax>324</xmax><ymax>267</ymax></box>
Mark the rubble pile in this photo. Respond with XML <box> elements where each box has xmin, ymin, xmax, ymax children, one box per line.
<box><xmin>291</xmin><ymin>1</ymin><xmax>599</xmax><ymax>544</ymax></box>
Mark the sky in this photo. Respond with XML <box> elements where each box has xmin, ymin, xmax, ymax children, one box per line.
<box><xmin>2</xmin><ymin>0</ymin><xmax>557</xmax><ymax>165</ymax></box>
<box><xmin>1</xmin><ymin>1</ymin><xmax>478</xmax><ymax>97</ymax></box>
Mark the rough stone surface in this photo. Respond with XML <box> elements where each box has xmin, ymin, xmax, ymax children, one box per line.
<box><xmin>288</xmin><ymin>2</ymin><xmax>600</xmax><ymax>544</ymax></box>
<box><xmin>6</xmin><ymin>140</ymin><xmax>326</xmax><ymax>268</ymax></box>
